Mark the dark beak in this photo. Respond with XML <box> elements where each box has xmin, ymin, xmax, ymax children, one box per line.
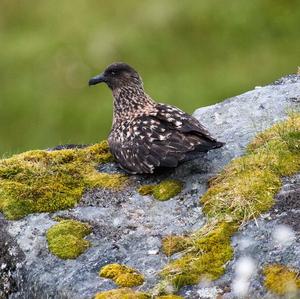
<box><xmin>88</xmin><ymin>73</ymin><xmax>106</xmax><ymax>86</ymax></box>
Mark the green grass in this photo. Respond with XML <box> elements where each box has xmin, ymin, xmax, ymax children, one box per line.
<box><xmin>0</xmin><ymin>1</ymin><xmax>299</xmax><ymax>154</ymax></box>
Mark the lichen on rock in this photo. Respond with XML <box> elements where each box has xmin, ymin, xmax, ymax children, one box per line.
<box><xmin>138</xmin><ymin>179</ymin><xmax>183</xmax><ymax>201</ymax></box>
<box><xmin>0</xmin><ymin>141</ymin><xmax>128</xmax><ymax>220</ymax></box>
<box><xmin>263</xmin><ymin>264</ymin><xmax>300</xmax><ymax>295</ymax></box>
<box><xmin>46</xmin><ymin>219</ymin><xmax>92</xmax><ymax>259</ymax></box>
<box><xmin>99</xmin><ymin>263</ymin><xmax>144</xmax><ymax>287</ymax></box>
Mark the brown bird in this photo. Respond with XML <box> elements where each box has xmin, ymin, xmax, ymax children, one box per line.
<box><xmin>89</xmin><ymin>62</ymin><xmax>224</xmax><ymax>174</ymax></box>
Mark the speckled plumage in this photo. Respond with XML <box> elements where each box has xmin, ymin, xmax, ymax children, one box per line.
<box><xmin>89</xmin><ymin>62</ymin><xmax>224</xmax><ymax>174</ymax></box>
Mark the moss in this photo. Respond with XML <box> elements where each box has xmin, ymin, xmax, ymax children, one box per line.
<box><xmin>138</xmin><ymin>179</ymin><xmax>183</xmax><ymax>201</ymax></box>
<box><xmin>46</xmin><ymin>219</ymin><xmax>92</xmax><ymax>259</ymax></box>
<box><xmin>162</xmin><ymin>235</ymin><xmax>190</xmax><ymax>257</ymax></box>
<box><xmin>94</xmin><ymin>288</ymin><xmax>150</xmax><ymax>299</ymax></box>
<box><xmin>263</xmin><ymin>264</ymin><xmax>300</xmax><ymax>295</ymax></box>
<box><xmin>0</xmin><ymin>141</ymin><xmax>128</xmax><ymax>220</ymax></box>
<box><xmin>100</xmin><ymin>263</ymin><xmax>144</xmax><ymax>288</ymax></box>
<box><xmin>161</xmin><ymin>222</ymin><xmax>236</xmax><ymax>289</ymax></box>
<box><xmin>156</xmin><ymin>296</ymin><xmax>184</xmax><ymax>299</ymax></box>
<box><xmin>160</xmin><ymin>114</ymin><xmax>300</xmax><ymax>291</ymax></box>
<box><xmin>93</xmin><ymin>289</ymin><xmax>184</xmax><ymax>299</ymax></box>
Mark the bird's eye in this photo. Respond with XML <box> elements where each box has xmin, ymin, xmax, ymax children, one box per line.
<box><xmin>111</xmin><ymin>71</ymin><xmax>116</xmax><ymax>76</ymax></box>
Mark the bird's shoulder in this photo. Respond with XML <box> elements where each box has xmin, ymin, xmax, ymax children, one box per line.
<box><xmin>154</xmin><ymin>103</ymin><xmax>216</xmax><ymax>141</ymax></box>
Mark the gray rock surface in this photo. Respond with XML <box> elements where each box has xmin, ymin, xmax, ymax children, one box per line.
<box><xmin>0</xmin><ymin>74</ymin><xmax>299</xmax><ymax>299</ymax></box>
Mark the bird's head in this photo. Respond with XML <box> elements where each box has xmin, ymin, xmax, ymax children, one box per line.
<box><xmin>88</xmin><ymin>62</ymin><xmax>143</xmax><ymax>90</ymax></box>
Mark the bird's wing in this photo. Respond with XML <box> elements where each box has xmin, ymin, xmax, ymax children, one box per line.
<box><xmin>109</xmin><ymin>115</ymin><xmax>199</xmax><ymax>174</ymax></box>
<box><xmin>155</xmin><ymin>103</ymin><xmax>217</xmax><ymax>142</ymax></box>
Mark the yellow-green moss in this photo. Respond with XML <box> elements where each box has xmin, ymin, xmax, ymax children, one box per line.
<box><xmin>162</xmin><ymin>235</ymin><xmax>190</xmax><ymax>257</ymax></box>
<box><xmin>138</xmin><ymin>179</ymin><xmax>183</xmax><ymax>201</ymax></box>
<box><xmin>99</xmin><ymin>263</ymin><xmax>144</xmax><ymax>288</ymax></box>
<box><xmin>160</xmin><ymin>114</ymin><xmax>300</xmax><ymax>291</ymax></box>
<box><xmin>0</xmin><ymin>141</ymin><xmax>128</xmax><ymax>220</ymax></box>
<box><xmin>156</xmin><ymin>296</ymin><xmax>184</xmax><ymax>299</ymax></box>
<box><xmin>94</xmin><ymin>288</ymin><xmax>150</xmax><ymax>299</ymax></box>
<box><xmin>263</xmin><ymin>264</ymin><xmax>300</xmax><ymax>295</ymax></box>
<box><xmin>94</xmin><ymin>289</ymin><xmax>183</xmax><ymax>299</ymax></box>
<box><xmin>161</xmin><ymin>222</ymin><xmax>236</xmax><ymax>289</ymax></box>
<box><xmin>46</xmin><ymin>219</ymin><xmax>92</xmax><ymax>259</ymax></box>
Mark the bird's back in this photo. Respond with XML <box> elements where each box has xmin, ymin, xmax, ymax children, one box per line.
<box><xmin>109</xmin><ymin>103</ymin><xmax>224</xmax><ymax>174</ymax></box>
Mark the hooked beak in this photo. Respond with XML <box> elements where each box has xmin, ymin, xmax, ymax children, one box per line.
<box><xmin>88</xmin><ymin>73</ymin><xmax>106</xmax><ymax>86</ymax></box>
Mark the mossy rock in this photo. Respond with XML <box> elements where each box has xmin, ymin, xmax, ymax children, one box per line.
<box><xmin>0</xmin><ymin>141</ymin><xmax>128</xmax><ymax>220</ymax></box>
<box><xmin>263</xmin><ymin>264</ymin><xmax>300</xmax><ymax>295</ymax></box>
<box><xmin>99</xmin><ymin>263</ymin><xmax>144</xmax><ymax>287</ymax></box>
<box><xmin>160</xmin><ymin>113</ymin><xmax>300</xmax><ymax>290</ymax></box>
<box><xmin>138</xmin><ymin>179</ymin><xmax>183</xmax><ymax>201</ymax></box>
<box><xmin>46</xmin><ymin>219</ymin><xmax>92</xmax><ymax>259</ymax></box>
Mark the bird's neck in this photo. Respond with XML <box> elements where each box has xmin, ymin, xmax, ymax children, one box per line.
<box><xmin>112</xmin><ymin>85</ymin><xmax>156</xmax><ymax>122</ymax></box>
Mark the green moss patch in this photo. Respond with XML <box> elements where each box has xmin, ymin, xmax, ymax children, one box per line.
<box><xmin>138</xmin><ymin>179</ymin><xmax>183</xmax><ymax>201</ymax></box>
<box><xmin>99</xmin><ymin>263</ymin><xmax>144</xmax><ymax>288</ymax></box>
<box><xmin>46</xmin><ymin>219</ymin><xmax>92</xmax><ymax>259</ymax></box>
<box><xmin>156</xmin><ymin>296</ymin><xmax>184</xmax><ymax>299</ymax></box>
<box><xmin>263</xmin><ymin>264</ymin><xmax>300</xmax><ymax>295</ymax></box>
<box><xmin>0</xmin><ymin>141</ymin><xmax>128</xmax><ymax>220</ymax></box>
<box><xmin>160</xmin><ymin>114</ymin><xmax>300</xmax><ymax>291</ymax></box>
<box><xmin>94</xmin><ymin>288</ymin><xmax>150</xmax><ymax>299</ymax></box>
<box><xmin>161</xmin><ymin>222</ymin><xmax>236</xmax><ymax>289</ymax></box>
<box><xmin>94</xmin><ymin>289</ymin><xmax>183</xmax><ymax>299</ymax></box>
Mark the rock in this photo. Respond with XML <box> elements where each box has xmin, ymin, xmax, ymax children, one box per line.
<box><xmin>0</xmin><ymin>74</ymin><xmax>299</xmax><ymax>299</ymax></box>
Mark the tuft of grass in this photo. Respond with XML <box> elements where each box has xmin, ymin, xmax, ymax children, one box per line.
<box><xmin>99</xmin><ymin>263</ymin><xmax>144</xmax><ymax>288</ymax></box>
<box><xmin>160</xmin><ymin>114</ymin><xmax>300</xmax><ymax>291</ymax></box>
<box><xmin>94</xmin><ymin>288</ymin><xmax>150</xmax><ymax>299</ymax></box>
<box><xmin>46</xmin><ymin>219</ymin><xmax>92</xmax><ymax>259</ymax></box>
<box><xmin>162</xmin><ymin>235</ymin><xmax>190</xmax><ymax>257</ymax></box>
<box><xmin>263</xmin><ymin>264</ymin><xmax>300</xmax><ymax>295</ymax></box>
<box><xmin>0</xmin><ymin>141</ymin><xmax>128</xmax><ymax>220</ymax></box>
<box><xmin>138</xmin><ymin>179</ymin><xmax>183</xmax><ymax>201</ymax></box>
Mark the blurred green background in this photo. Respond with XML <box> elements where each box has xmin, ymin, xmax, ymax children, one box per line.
<box><xmin>0</xmin><ymin>0</ymin><xmax>299</xmax><ymax>155</ymax></box>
